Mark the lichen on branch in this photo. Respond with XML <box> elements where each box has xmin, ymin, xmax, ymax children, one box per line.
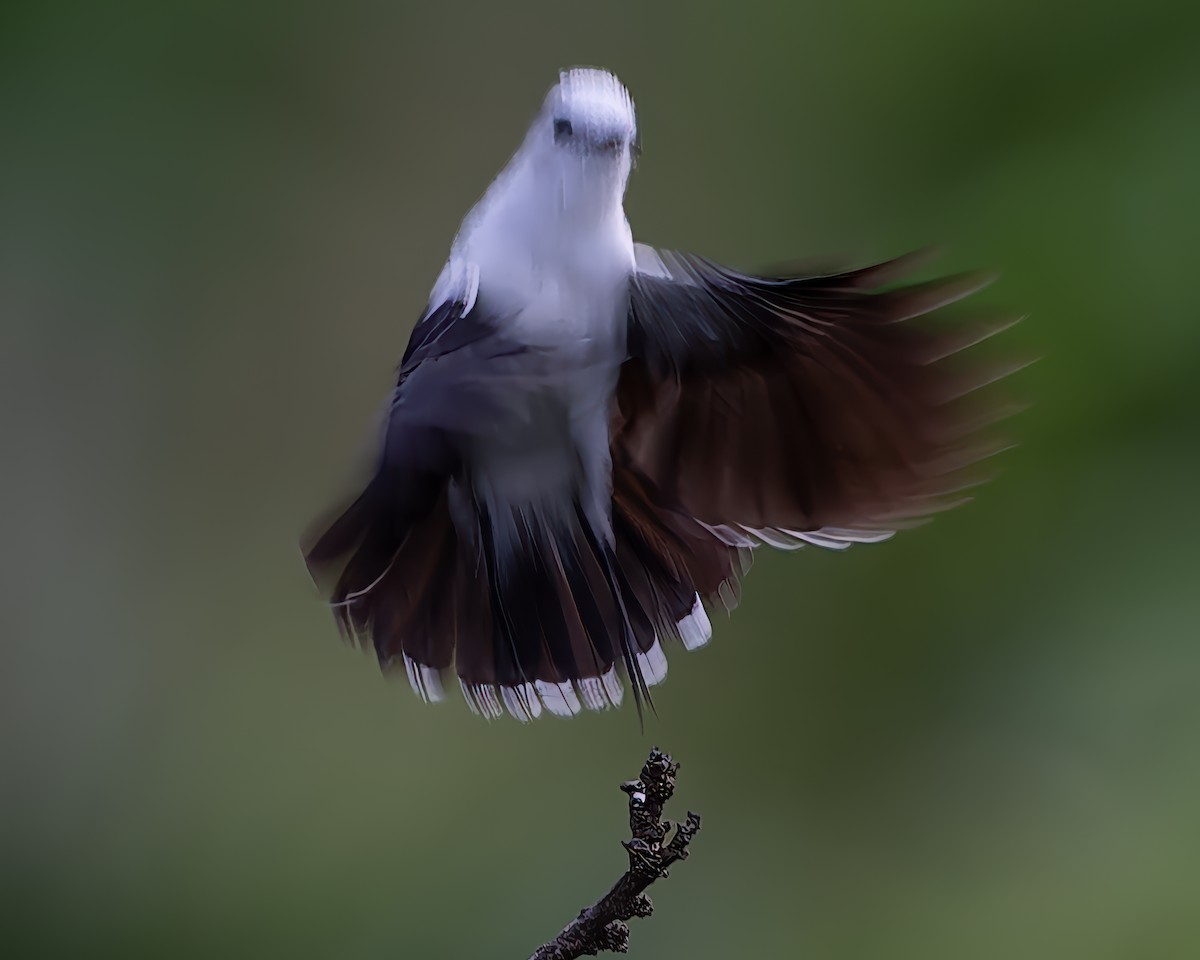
<box><xmin>529</xmin><ymin>747</ymin><xmax>701</xmax><ymax>959</ymax></box>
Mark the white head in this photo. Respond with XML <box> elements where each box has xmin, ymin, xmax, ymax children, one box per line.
<box><xmin>517</xmin><ymin>68</ymin><xmax>638</xmax><ymax>220</ymax></box>
<box><xmin>446</xmin><ymin>68</ymin><xmax>638</xmax><ymax>302</ymax></box>
<box><xmin>542</xmin><ymin>68</ymin><xmax>637</xmax><ymax>157</ymax></box>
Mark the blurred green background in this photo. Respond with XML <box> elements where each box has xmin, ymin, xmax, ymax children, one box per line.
<box><xmin>4</xmin><ymin>1</ymin><xmax>1199</xmax><ymax>957</ymax></box>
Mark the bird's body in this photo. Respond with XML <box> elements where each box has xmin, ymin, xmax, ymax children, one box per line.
<box><xmin>439</xmin><ymin>71</ymin><xmax>636</xmax><ymax>576</ymax></box>
<box><xmin>304</xmin><ymin>68</ymin><xmax>1013</xmax><ymax>719</ymax></box>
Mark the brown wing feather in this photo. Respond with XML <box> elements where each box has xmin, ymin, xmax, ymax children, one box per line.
<box><xmin>617</xmin><ymin>249</ymin><xmax>1019</xmax><ymax>536</ymax></box>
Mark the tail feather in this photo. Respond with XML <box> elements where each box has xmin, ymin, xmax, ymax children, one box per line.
<box><xmin>611</xmin><ymin>463</ymin><xmax>744</xmax><ymax>618</ymax></box>
<box><xmin>304</xmin><ymin>464</ymin><xmax>741</xmax><ymax>720</ymax></box>
<box><xmin>466</xmin><ymin>501</ymin><xmax>625</xmax><ymax>716</ymax></box>
<box><xmin>302</xmin><ymin>475</ymin><xmax>393</xmax><ymax>628</ymax></box>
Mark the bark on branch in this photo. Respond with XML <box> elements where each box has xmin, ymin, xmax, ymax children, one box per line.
<box><xmin>529</xmin><ymin>747</ymin><xmax>701</xmax><ymax>959</ymax></box>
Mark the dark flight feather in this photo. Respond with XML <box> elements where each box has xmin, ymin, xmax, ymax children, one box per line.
<box><xmin>617</xmin><ymin>246</ymin><xmax>1018</xmax><ymax>544</ymax></box>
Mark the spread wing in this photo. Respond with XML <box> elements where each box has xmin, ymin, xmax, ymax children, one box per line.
<box><xmin>615</xmin><ymin>245</ymin><xmax>1019</xmax><ymax>550</ymax></box>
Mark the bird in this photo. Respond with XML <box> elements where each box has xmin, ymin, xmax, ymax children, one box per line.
<box><xmin>302</xmin><ymin>67</ymin><xmax>1016</xmax><ymax>721</ymax></box>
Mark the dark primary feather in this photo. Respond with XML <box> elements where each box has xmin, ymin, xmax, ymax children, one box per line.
<box><xmin>616</xmin><ymin>246</ymin><xmax>1018</xmax><ymax>544</ymax></box>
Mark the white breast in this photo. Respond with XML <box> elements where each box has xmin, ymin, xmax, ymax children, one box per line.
<box><xmin>468</xmin><ymin>217</ymin><xmax>633</xmax><ymax>350</ymax></box>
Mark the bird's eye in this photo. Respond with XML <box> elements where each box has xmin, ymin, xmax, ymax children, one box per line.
<box><xmin>553</xmin><ymin>118</ymin><xmax>573</xmax><ymax>141</ymax></box>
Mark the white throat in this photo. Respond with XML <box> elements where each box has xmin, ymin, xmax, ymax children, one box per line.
<box><xmin>454</xmin><ymin>144</ymin><xmax>634</xmax><ymax>331</ymax></box>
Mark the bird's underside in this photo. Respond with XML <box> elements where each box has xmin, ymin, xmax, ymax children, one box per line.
<box><xmin>303</xmin><ymin>246</ymin><xmax>1019</xmax><ymax>720</ymax></box>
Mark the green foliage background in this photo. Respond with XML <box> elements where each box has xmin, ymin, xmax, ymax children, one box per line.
<box><xmin>3</xmin><ymin>2</ymin><xmax>1198</xmax><ymax>956</ymax></box>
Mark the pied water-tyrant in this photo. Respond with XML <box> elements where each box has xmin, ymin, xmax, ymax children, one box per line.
<box><xmin>303</xmin><ymin>68</ymin><xmax>1015</xmax><ymax>720</ymax></box>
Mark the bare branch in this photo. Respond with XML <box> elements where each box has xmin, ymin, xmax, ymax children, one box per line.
<box><xmin>529</xmin><ymin>747</ymin><xmax>702</xmax><ymax>959</ymax></box>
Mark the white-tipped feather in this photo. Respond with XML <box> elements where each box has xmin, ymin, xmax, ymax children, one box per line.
<box><xmin>502</xmin><ymin>683</ymin><xmax>542</xmax><ymax>722</ymax></box>
<box><xmin>790</xmin><ymin>527</ymin><xmax>895</xmax><ymax>544</ymax></box>
<box><xmin>460</xmin><ymin>680</ymin><xmax>504</xmax><ymax>720</ymax></box>
<box><xmin>482</xmin><ymin>685</ymin><xmax>503</xmax><ymax>719</ymax></box>
<box><xmin>462</xmin><ymin>672</ymin><xmax>626</xmax><ymax>720</ymax></box>
<box><xmin>535</xmin><ymin>680</ymin><xmax>582</xmax><ymax>717</ymax></box>
<box><xmin>578</xmin><ymin>667</ymin><xmax>625</xmax><ymax>710</ymax></box>
<box><xmin>701</xmin><ymin>522</ymin><xmax>758</xmax><ymax>548</ymax></box>
<box><xmin>703</xmin><ymin>520</ymin><xmax>896</xmax><ymax>552</ymax></box>
<box><xmin>746</xmin><ymin>525</ymin><xmax>817</xmax><ymax>550</ymax></box>
<box><xmin>717</xmin><ymin>580</ymin><xmax>739</xmax><ymax>612</ymax></box>
<box><xmin>636</xmin><ymin>640</ymin><xmax>669</xmax><ymax>687</ymax></box>
<box><xmin>578</xmin><ymin>678</ymin><xmax>603</xmax><ymax>711</ymax></box>
<box><xmin>677</xmin><ymin>595</ymin><xmax>712</xmax><ymax>650</ymax></box>
<box><xmin>459</xmin><ymin>677</ymin><xmax>479</xmax><ymax>716</ymax></box>
<box><xmin>403</xmin><ymin>655</ymin><xmax>445</xmax><ymax>703</ymax></box>
<box><xmin>602</xmin><ymin>667</ymin><xmax>624</xmax><ymax>706</ymax></box>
